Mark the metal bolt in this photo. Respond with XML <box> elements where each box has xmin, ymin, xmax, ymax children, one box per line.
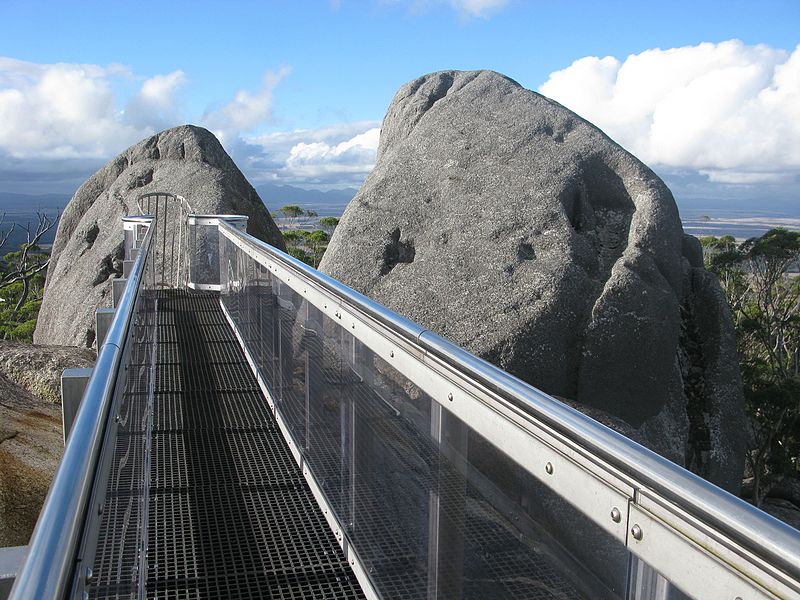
<box><xmin>390</xmin><ymin>350</ymin><xmax>394</xmax><ymax>358</ymax></box>
<box><xmin>610</xmin><ymin>507</ymin><xmax>621</xmax><ymax>523</ymax></box>
<box><xmin>85</xmin><ymin>567</ymin><xmax>94</xmax><ymax>584</ymax></box>
<box><xmin>448</xmin><ymin>393</ymin><xmax>453</xmax><ymax>401</ymax></box>
<box><xmin>631</xmin><ymin>524</ymin><xmax>643</xmax><ymax>541</ymax></box>
<box><xmin>98</xmin><ymin>503</ymin><xmax>104</xmax><ymax>515</ymax></box>
<box><xmin>545</xmin><ymin>462</ymin><xmax>554</xmax><ymax>475</ymax></box>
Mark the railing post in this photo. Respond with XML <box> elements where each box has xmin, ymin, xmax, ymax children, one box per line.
<box><xmin>304</xmin><ymin>304</ymin><xmax>323</xmax><ymax>452</ymax></box>
<box><xmin>626</xmin><ymin>556</ymin><xmax>675</xmax><ymax>600</ymax></box>
<box><xmin>95</xmin><ymin>308</ymin><xmax>115</xmax><ymax>347</ymax></box>
<box><xmin>427</xmin><ymin>403</ymin><xmax>467</xmax><ymax>599</ymax></box>
<box><xmin>112</xmin><ymin>278</ymin><xmax>127</xmax><ymax>308</ymax></box>
<box><xmin>60</xmin><ymin>368</ymin><xmax>93</xmax><ymax>444</ymax></box>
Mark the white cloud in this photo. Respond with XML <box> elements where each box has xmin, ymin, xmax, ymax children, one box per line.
<box><xmin>232</xmin><ymin>121</ymin><xmax>381</xmax><ymax>189</ymax></box>
<box><xmin>285</xmin><ymin>127</ymin><xmax>380</xmax><ymax>178</ymax></box>
<box><xmin>449</xmin><ymin>0</ymin><xmax>507</xmax><ymax>18</ymax></box>
<box><xmin>202</xmin><ymin>67</ymin><xmax>290</xmax><ymax>144</ymax></box>
<box><xmin>124</xmin><ymin>70</ymin><xmax>187</xmax><ymax>129</ymax></box>
<box><xmin>0</xmin><ymin>57</ymin><xmax>185</xmax><ymax>159</ymax></box>
<box><xmin>539</xmin><ymin>40</ymin><xmax>800</xmax><ymax>184</ymax></box>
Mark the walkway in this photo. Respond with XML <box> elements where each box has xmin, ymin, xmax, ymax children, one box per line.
<box><xmin>80</xmin><ymin>290</ymin><xmax>364</xmax><ymax>599</ymax></box>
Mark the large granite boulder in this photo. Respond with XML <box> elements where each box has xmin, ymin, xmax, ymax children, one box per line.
<box><xmin>34</xmin><ymin>125</ymin><xmax>285</xmax><ymax>348</ymax></box>
<box><xmin>0</xmin><ymin>342</ymin><xmax>94</xmax><ymax>544</ymax></box>
<box><xmin>0</xmin><ymin>374</ymin><xmax>63</xmax><ymax>546</ymax></box>
<box><xmin>320</xmin><ymin>70</ymin><xmax>746</xmax><ymax>490</ymax></box>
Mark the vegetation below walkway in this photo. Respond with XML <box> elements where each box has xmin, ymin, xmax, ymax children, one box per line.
<box><xmin>701</xmin><ymin>228</ymin><xmax>800</xmax><ymax>508</ymax></box>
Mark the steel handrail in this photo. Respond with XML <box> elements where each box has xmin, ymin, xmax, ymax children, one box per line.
<box><xmin>9</xmin><ymin>217</ymin><xmax>155</xmax><ymax>600</ymax></box>
<box><xmin>217</xmin><ymin>219</ymin><xmax>800</xmax><ymax>585</ymax></box>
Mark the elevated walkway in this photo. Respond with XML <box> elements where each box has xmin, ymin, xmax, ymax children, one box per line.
<box><xmin>8</xmin><ymin>193</ymin><xmax>800</xmax><ymax>599</ymax></box>
<box><xmin>80</xmin><ymin>291</ymin><xmax>363</xmax><ymax>599</ymax></box>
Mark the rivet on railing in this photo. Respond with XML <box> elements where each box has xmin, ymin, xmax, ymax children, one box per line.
<box><xmin>610</xmin><ymin>507</ymin><xmax>621</xmax><ymax>523</ymax></box>
<box><xmin>85</xmin><ymin>567</ymin><xmax>94</xmax><ymax>585</ymax></box>
<box><xmin>545</xmin><ymin>462</ymin><xmax>554</xmax><ymax>475</ymax></box>
<box><xmin>390</xmin><ymin>350</ymin><xmax>394</xmax><ymax>358</ymax></box>
<box><xmin>448</xmin><ymin>393</ymin><xmax>453</xmax><ymax>401</ymax></box>
<box><xmin>631</xmin><ymin>524</ymin><xmax>643</xmax><ymax>541</ymax></box>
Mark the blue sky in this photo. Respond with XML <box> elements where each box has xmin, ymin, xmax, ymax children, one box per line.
<box><xmin>0</xmin><ymin>0</ymin><xmax>798</xmax><ymax>206</ymax></box>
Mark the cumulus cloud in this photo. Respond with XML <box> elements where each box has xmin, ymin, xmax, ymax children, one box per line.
<box><xmin>539</xmin><ymin>40</ymin><xmax>800</xmax><ymax>184</ymax></box>
<box><xmin>202</xmin><ymin>67</ymin><xmax>290</xmax><ymax>144</ymax></box>
<box><xmin>124</xmin><ymin>70</ymin><xmax>187</xmax><ymax>129</ymax></box>
<box><xmin>284</xmin><ymin>128</ymin><xmax>380</xmax><ymax>178</ymax></box>
<box><xmin>237</xmin><ymin>121</ymin><xmax>381</xmax><ymax>188</ymax></box>
<box><xmin>0</xmin><ymin>57</ymin><xmax>187</xmax><ymax>160</ymax></box>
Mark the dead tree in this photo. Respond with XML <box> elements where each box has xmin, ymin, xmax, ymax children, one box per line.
<box><xmin>0</xmin><ymin>211</ymin><xmax>59</xmax><ymax>313</ymax></box>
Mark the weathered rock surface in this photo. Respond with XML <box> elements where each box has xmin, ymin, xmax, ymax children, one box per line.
<box><xmin>34</xmin><ymin>125</ymin><xmax>285</xmax><ymax>348</ymax></box>
<box><xmin>320</xmin><ymin>70</ymin><xmax>746</xmax><ymax>490</ymax></box>
<box><xmin>0</xmin><ymin>342</ymin><xmax>92</xmax><ymax>545</ymax></box>
<box><xmin>0</xmin><ymin>340</ymin><xmax>95</xmax><ymax>403</ymax></box>
<box><xmin>0</xmin><ymin>374</ymin><xmax>63</xmax><ymax>546</ymax></box>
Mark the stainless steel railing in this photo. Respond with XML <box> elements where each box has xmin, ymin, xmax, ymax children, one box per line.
<box><xmin>217</xmin><ymin>217</ymin><xmax>800</xmax><ymax>600</ymax></box>
<box><xmin>9</xmin><ymin>217</ymin><xmax>156</xmax><ymax>600</ymax></box>
<box><xmin>10</xmin><ymin>208</ymin><xmax>800</xmax><ymax>599</ymax></box>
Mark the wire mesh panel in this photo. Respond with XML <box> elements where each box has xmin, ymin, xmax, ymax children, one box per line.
<box><xmin>217</xmin><ymin>230</ymin><xmax>711</xmax><ymax>600</ymax></box>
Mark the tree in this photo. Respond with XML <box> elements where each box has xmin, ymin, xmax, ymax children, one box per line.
<box><xmin>272</xmin><ymin>204</ymin><xmax>318</xmax><ymax>230</ymax></box>
<box><xmin>318</xmin><ymin>216</ymin><xmax>340</xmax><ymax>236</ymax></box>
<box><xmin>303</xmin><ymin>230</ymin><xmax>329</xmax><ymax>268</ymax></box>
<box><xmin>702</xmin><ymin>228</ymin><xmax>800</xmax><ymax>506</ymax></box>
<box><xmin>0</xmin><ymin>212</ymin><xmax>58</xmax><ymax>342</ymax></box>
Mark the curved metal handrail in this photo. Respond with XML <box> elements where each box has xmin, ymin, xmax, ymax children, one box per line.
<box><xmin>9</xmin><ymin>218</ymin><xmax>155</xmax><ymax>600</ymax></box>
<box><xmin>218</xmin><ymin>219</ymin><xmax>800</xmax><ymax>585</ymax></box>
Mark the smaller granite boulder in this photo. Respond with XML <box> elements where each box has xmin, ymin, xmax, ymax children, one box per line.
<box><xmin>34</xmin><ymin>125</ymin><xmax>285</xmax><ymax>348</ymax></box>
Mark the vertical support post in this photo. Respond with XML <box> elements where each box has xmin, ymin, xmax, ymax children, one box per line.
<box><xmin>626</xmin><ymin>556</ymin><xmax>675</xmax><ymax>600</ymax></box>
<box><xmin>95</xmin><ymin>308</ymin><xmax>115</xmax><ymax>348</ymax></box>
<box><xmin>276</xmin><ymin>283</ymin><xmax>295</xmax><ymax>411</ymax></box>
<box><xmin>112</xmin><ymin>278</ymin><xmax>127</xmax><ymax>308</ymax></box>
<box><xmin>304</xmin><ymin>303</ymin><xmax>323</xmax><ymax>452</ymax></box>
<box><xmin>0</xmin><ymin>546</ymin><xmax>27</xmax><ymax>600</ymax></box>
<box><xmin>122</xmin><ymin>259</ymin><xmax>135</xmax><ymax>278</ymax></box>
<box><xmin>427</xmin><ymin>403</ymin><xmax>467</xmax><ymax>599</ymax></box>
<box><xmin>61</xmin><ymin>368</ymin><xmax>93</xmax><ymax>444</ymax></box>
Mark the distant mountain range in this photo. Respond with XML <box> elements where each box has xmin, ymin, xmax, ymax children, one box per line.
<box><xmin>255</xmin><ymin>183</ymin><xmax>356</xmax><ymax>216</ymax></box>
<box><xmin>0</xmin><ymin>192</ymin><xmax>69</xmax><ymax>212</ymax></box>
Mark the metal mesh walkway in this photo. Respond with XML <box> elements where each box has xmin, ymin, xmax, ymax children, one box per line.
<box><xmin>81</xmin><ymin>290</ymin><xmax>364</xmax><ymax>599</ymax></box>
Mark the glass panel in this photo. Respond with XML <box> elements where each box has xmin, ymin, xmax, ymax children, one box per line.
<box><xmin>218</xmin><ymin>246</ymin><xmax>607</xmax><ymax>599</ymax></box>
<box><xmin>189</xmin><ymin>222</ymin><xmax>220</xmax><ymax>287</ymax></box>
<box><xmin>217</xmin><ymin>232</ymin><xmax>716</xmax><ymax>600</ymax></box>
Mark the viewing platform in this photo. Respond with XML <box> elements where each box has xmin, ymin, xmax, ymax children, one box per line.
<box><xmin>6</xmin><ymin>193</ymin><xmax>800</xmax><ymax>600</ymax></box>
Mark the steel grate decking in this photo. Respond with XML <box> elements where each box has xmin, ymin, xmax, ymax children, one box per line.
<box><xmin>80</xmin><ymin>290</ymin><xmax>364</xmax><ymax>600</ymax></box>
